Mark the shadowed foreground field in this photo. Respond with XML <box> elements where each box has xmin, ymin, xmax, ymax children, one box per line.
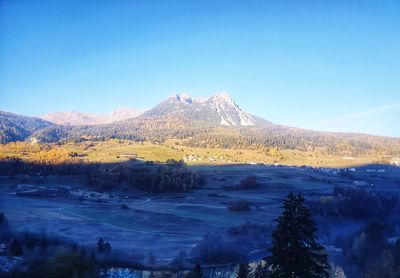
<box><xmin>1</xmin><ymin>163</ymin><xmax>399</xmax><ymax>267</ymax></box>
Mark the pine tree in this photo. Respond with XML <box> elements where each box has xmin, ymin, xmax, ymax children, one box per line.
<box><xmin>97</xmin><ymin>238</ymin><xmax>104</xmax><ymax>252</ymax></box>
<box><xmin>104</xmin><ymin>241</ymin><xmax>111</xmax><ymax>253</ymax></box>
<box><xmin>187</xmin><ymin>264</ymin><xmax>205</xmax><ymax>278</ymax></box>
<box><xmin>269</xmin><ymin>193</ymin><xmax>329</xmax><ymax>278</ymax></box>
<box><xmin>236</xmin><ymin>263</ymin><xmax>249</xmax><ymax>278</ymax></box>
<box><xmin>10</xmin><ymin>239</ymin><xmax>23</xmax><ymax>256</ymax></box>
<box><xmin>148</xmin><ymin>252</ymin><xmax>156</xmax><ymax>266</ymax></box>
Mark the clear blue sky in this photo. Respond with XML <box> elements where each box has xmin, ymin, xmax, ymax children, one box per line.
<box><xmin>0</xmin><ymin>0</ymin><xmax>399</xmax><ymax>137</ymax></box>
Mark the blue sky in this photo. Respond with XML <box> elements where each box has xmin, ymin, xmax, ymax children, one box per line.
<box><xmin>0</xmin><ymin>0</ymin><xmax>399</xmax><ymax>137</ymax></box>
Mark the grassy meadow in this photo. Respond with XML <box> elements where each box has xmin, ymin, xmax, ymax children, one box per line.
<box><xmin>0</xmin><ymin>139</ymin><xmax>393</xmax><ymax>167</ymax></box>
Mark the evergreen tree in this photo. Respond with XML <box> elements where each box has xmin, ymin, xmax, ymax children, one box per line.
<box><xmin>236</xmin><ymin>263</ymin><xmax>249</xmax><ymax>278</ymax></box>
<box><xmin>187</xmin><ymin>263</ymin><xmax>205</xmax><ymax>278</ymax></box>
<box><xmin>10</xmin><ymin>239</ymin><xmax>23</xmax><ymax>256</ymax></box>
<box><xmin>269</xmin><ymin>193</ymin><xmax>329</xmax><ymax>278</ymax></box>
<box><xmin>104</xmin><ymin>241</ymin><xmax>111</xmax><ymax>253</ymax></box>
<box><xmin>40</xmin><ymin>234</ymin><xmax>48</xmax><ymax>253</ymax></box>
<box><xmin>97</xmin><ymin>238</ymin><xmax>104</xmax><ymax>252</ymax></box>
<box><xmin>148</xmin><ymin>252</ymin><xmax>156</xmax><ymax>266</ymax></box>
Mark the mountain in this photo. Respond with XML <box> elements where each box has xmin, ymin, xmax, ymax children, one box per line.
<box><xmin>109</xmin><ymin>107</ymin><xmax>143</xmax><ymax>122</ymax></box>
<box><xmin>42</xmin><ymin>111</ymin><xmax>105</xmax><ymax>125</ymax></box>
<box><xmin>1</xmin><ymin>93</ymin><xmax>400</xmax><ymax>157</ymax></box>
<box><xmin>141</xmin><ymin>92</ymin><xmax>269</xmax><ymax>126</ymax></box>
<box><xmin>42</xmin><ymin>108</ymin><xmax>142</xmax><ymax>125</ymax></box>
<box><xmin>0</xmin><ymin>111</ymin><xmax>54</xmax><ymax>143</ymax></box>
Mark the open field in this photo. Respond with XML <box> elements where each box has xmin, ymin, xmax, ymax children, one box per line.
<box><xmin>1</xmin><ymin>163</ymin><xmax>399</xmax><ymax>266</ymax></box>
<box><xmin>0</xmin><ymin>140</ymin><xmax>395</xmax><ymax>167</ymax></box>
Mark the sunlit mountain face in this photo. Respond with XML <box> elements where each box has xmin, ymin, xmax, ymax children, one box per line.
<box><xmin>141</xmin><ymin>92</ymin><xmax>269</xmax><ymax>126</ymax></box>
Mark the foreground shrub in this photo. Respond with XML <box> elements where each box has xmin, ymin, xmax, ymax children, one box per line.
<box><xmin>190</xmin><ymin>233</ymin><xmax>246</xmax><ymax>264</ymax></box>
<box><xmin>312</xmin><ymin>186</ymin><xmax>400</xmax><ymax>220</ymax></box>
<box><xmin>223</xmin><ymin>175</ymin><xmax>260</xmax><ymax>191</ymax></box>
<box><xmin>135</xmin><ymin>165</ymin><xmax>199</xmax><ymax>192</ymax></box>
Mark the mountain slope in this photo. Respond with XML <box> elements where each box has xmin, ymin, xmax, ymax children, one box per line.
<box><xmin>42</xmin><ymin>108</ymin><xmax>142</xmax><ymax>125</ymax></box>
<box><xmin>141</xmin><ymin>93</ymin><xmax>270</xmax><ymax>126</ymax></box>
<box><xmin>109</xmin><ymin>107</ymin><xmax>143</xmax><ymax>122</ymax></box>
<box><xmin>29</xmin><ymin>115</ymin><xmax>400</xmax><ymax>156</ymax></box>
<box><xmin>42</xmin><ymin>111</ymin><xmax>106</xmax><ymax>125</ymax></box>
<box><xmin>1</xmin><ymin>93</ymin><xmax>400</xmax><ymax>156</ymax></box>
<box><xmin>0</xmin><ymin>111</ymin><xmax>54</xmax><ymax>143</ymax></box>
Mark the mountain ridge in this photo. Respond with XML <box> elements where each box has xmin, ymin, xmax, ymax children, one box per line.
<box><xmin>0</xmin><ymin>93</ymin><xmax>399</xmax><ymax>156</ymax></box>
<box><xmin>0</xmin><ymin>111</ymin><xmax>53</xmax><ymax>143</ymax></box>
<box><xmin>141</xmin><ymin>92</ymin><xmax>270</xmax><ymax>126</ymax></box>
<box><xmin>42</xmin><ymin>107</ymin><xmax>143</xmax><ymax>125</ymax></box>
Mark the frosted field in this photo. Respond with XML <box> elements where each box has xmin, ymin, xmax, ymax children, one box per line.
<box><xmin>1</xmin><ymin>164</ymin><xmax>399</xmax><ymax>265</ymax></box>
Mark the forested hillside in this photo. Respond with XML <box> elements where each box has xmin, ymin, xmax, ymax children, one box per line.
<box><xmin>1</xmin><ymin>92</ymin><xmax>400</xmax><ymax>157</ymax></box>
<box><xmin>0</xmin><ymin>111</ymin><xmax>53</xmax><ymax>143</ymax></box>
<box><xmin>28</xmin><ymin>115</ymin><xmax>400</xmax><ymax>156</ymax></box>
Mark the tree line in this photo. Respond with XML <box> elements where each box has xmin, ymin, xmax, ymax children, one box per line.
<box><xmin>24</xmin><ymin>115</ymin><xmax>400</xmax><ymax>156</ymax></box>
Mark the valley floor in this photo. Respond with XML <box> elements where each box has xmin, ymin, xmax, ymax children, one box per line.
<box><xmin>1</xmin><ymin>140</ymin><xmax>397</xmax><ymax>167</ymax></box>
<box><xmin>1</xmin><ymin>164</ymin><xmax>399</xmax><ymax>267</ymax></box>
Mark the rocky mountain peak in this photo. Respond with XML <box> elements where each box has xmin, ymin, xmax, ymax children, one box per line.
<box><xmin>141</xmin><ymin>92</ymin><xmax>262</xmax><ymax>126</ymax></box>
<box><xmin>172</xmin><ymin>93</ymin><xmax>195</xmax><ymax>104</ymax></box>
<box><xmin>210</xmin><ymin>92</ymin><xmax>236</xmax><ymax>107</ymax></box>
